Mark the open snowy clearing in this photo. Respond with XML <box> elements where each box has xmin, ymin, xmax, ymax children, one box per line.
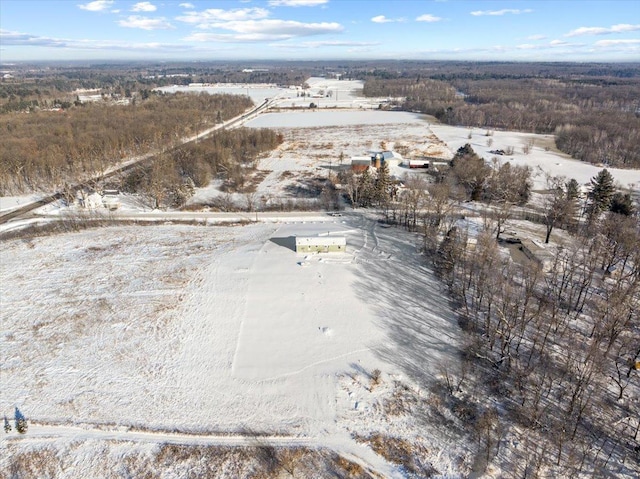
<box><xmin>1</xmin><ymin>217</ymin><xmax>464</xmax><ymax>475</ymax></box>
<box><xmin>157</xmin><ymin>77</ymin><xmax>378</xmax><ymax>110</ymax></box>
<box><xmin>430</xmin><ymin>124</ymin><xmax>640</xmax><ymax>191</ymax></box>
<box><xmin>0</xmin><ymin>194</ymin><xmax>45</xmax><ymax>214</ymax></box>
<box><xmin>246</xmin><ymin>110</ymin><xmax>429</xmax><ymax>129</ymax></box>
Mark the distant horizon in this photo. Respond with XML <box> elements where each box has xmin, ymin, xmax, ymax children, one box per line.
<box><xmin>1</xmin><ymin>1</ymin><xmax>639</xmax><ymax>62</ymax></box>
<box><xmin>2</xmin><ymin>58</ymin><xmax>640</xmax><ymax>68</ymax></box>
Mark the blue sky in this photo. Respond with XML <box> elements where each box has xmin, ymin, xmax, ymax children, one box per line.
<box><xmin>1</xmin><ymin>0</ymin><xmax>639</xmax><ymax>62</ymax></box>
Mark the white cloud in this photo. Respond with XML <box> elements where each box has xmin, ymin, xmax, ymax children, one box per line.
<box><xmin>527</xmin><ymin>34</ymin><xmax>546</xmax><ymax>41</ymax></box>
<box><xmin>213</xmin><ymin>19</ymin><xmax>342</xmax><ymax>35</ymax></box>
<box><xmin>566</xmin><ymin>26</ymin><xmax>609</xmax><ymax>36</ymax></box>
<box><xmin>131</xmin><ymin>2</ymin><xmax>157</xmax><ymax>12</ymax></box>
<box><xmin>371</xmin><ymin>15</ymin><xmax>404</xmax><ymax>24</ymax></box>
<box><xmin>184</xmin><ymin>19</ymin><xmax>343</xmax><ymax>42</ymax></box>
<box><xmin>610</xmin><ymin>24</ymin><xmax>640</xmax><ymax>33</ymax></box>
<box><xmin>176</xmin><ymin>8</ymin><xmax>270</xmax><ymax>26</ymax></box>
<box><xmin>185</xmin><ymin>33</ymin><xmax>290</xmax><ymax>42</ymax></box>
<box><xmin>0</xmin><ymin>29</ymin><xmax>191</xmax><ymax>51</ymax></box>
<box><xmin>515</xmin><ymin>40</ymin><xmax>587</xmax><ymax>51</ymax></box>
<box><xmin>179</xmin><ymin>2</ymin><xmax>195</xmax><ymax>8</ymax></box>
<box><xmin>118</xmin><ymin>16</ymin><xmax>174</xmax><ymax>30</ymax></box>
<box><xmin>306</xmin><ymin>40</ymin><xmax>378</xmax><ymax>47</ymax></box>
<box><xmin>548</xmin><ymin>40</ymin><xmax>585</xmax><ymax>48</ymax></box>
<box><xmin>268</xmin><ymin>0</ymin><xmax>329</xmax><ymax>6</ymax></box>
<box><xmin>416</xmin><ymin>14</ymin><xmax>442</xmax><ymax>23</ymax></box>
<box><xmin>176</xmin><ymin>6</ymin><xmax>341</xmax><ymax>41</ymax></box>
<box><xmin>470</xmin><ymin>9</ymin><xmax>533</xmax><ymax>16</ymax></box>
<box><xmin>594</xmin><ymin>39</ymin><xmax>640</xmax><ymax>47</ymax></box>
<box><xmin>77</xmin><ymin>0</ymin><xmax>114</xmax><ymax>12</ymax></box>
<box><xmin>371</xmin><ymin>15</ymin><xmax>390</xmax><ymax>23</ymax></box>
<box><xmin>565</xmin><ymin>24</ymin><xmax>640</xmax><ymax>37</ymax></box>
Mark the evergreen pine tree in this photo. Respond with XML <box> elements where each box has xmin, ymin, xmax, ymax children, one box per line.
<box><xmin>374</xmin><ymin>161</ymin><xmax>391</xmax><ymax>206</ymax></box>
<box><xmin>565</xmin><ymin>178</ymin><xmax>580</xmax><ymax>201</ymax></box>
<box><xmin>586</xmin><ymin>169</ymin><xmax>615</xmax><ymax>221</ymax></box>
<box><xmin>563</xmin><ymin>178</ymin><xmax>581</xmax><ymax>229</ymax></box>
<box><xmin>435</xmin><ymin>226</ymin><xmax>462</xmax><ymax>285</ymax></box>
<box><xmin>14</xmin><ymin>408</ymin><xmax>27</xmax><ymax>434</ymax></box>
<box><xmin>358</xmin><ymin>168</ymin><xmax>375</xmax><ymax>207</ymax></box>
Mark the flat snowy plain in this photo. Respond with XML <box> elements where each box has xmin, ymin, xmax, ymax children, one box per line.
<box><xmin>1</xmin><ymin>217</ymin><xmax>463</xmax><ymax>476</ymax></box>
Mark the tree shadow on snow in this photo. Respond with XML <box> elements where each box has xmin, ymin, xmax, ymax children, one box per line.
<box><xmin>350</xmin><ymin>217</ymin><xmax>463</xmax><ymax>391</ymax></box>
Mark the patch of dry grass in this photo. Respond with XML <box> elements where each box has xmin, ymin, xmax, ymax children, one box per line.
<box><xmin>382</xmin><ymin>381</ymin><xmax>420</xmax><ymax>417</ymax></box>
<box><xmin>1</xmin><ymin>441</ymin><xmax>378</xmax><ymax>479</ymax></box>
<box><xmin>355</xmin><ymin>434</ymin><xmax>438</xmax><ymax>477</ymax></box>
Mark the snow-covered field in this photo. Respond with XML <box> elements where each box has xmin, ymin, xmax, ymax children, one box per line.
<box><xmin>430</xmin><ymin>124</ymin><xmax>640</xmax><ymax>191</ymax></box>
<box><xmin>1</xmin><ymin>217</ymin><xmax>465</xmax><ymax>476</ymax></box>
<box><xmin>157</xmin><ymin>77</ymin><xmax>379</xmax><ymax>110</ymax></box>
<box><xmin>0</xmin><ymin>194</ymin><xmax>45</xmax><ymax>213</ymax></box>
<box><xmin>247</xmin><ymin>110</ymin><xmax>428</xmax><ymax>129</ymax></box>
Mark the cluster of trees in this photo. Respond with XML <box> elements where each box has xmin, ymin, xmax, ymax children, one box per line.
<box><xmin>0</xmin><ymin>92</ymin><xmax>252</xmax><ymax>194</ymax></box>
<box><xmin>3</xmin><ymin>408</ymin><xmax>27</xmax><ymax>434</ymax></box>
<box><xmin>431</xmin><ymin>214</ymin><xmax>639</xmax><ymax>475</ymax></box>
<box><xmin>451</xmin><ymin>79</ymin><xmax>640</xmax><ymax>168</ymax></box>
<box><xmin>542</xmin><ymin>168</ymin><xmax>636</xmax><ymax>244</ymax></box>
<box><xmin>360</xmin><ymin>66</ymin><xmax>640</xmax><ymax>168</ymax></box>
<box><xmin>120</xmin><ymin>127</ymin><xmax>282</xmax><ymax>209</ymax></box>
<box><xmin>0</xmin><ymin>61</ymin><xmax>323</xmax><ymax>113</ymax></box>
<box><xmin>379</xmin><ymin>158</ymin><xmax>638</xmax><ymax>474</ymax></box>
<box><xmin>362</xmin><ymin>77</ymin><xmax>460</xmax><ymax>114</ymax></box>
<box><xmin>344</xmin><ymin>140</ymin><xmax>638</xmax><ymax>473</ymax></box>
<box><xmin>447</xmin><ymin>144</ymin><xmax>532</xmax><ymax>205</ymax></box>
<box><xmin>338</xmin><ymin>161</ymin><xmax>394</xmax><ymax>209</ymax></box>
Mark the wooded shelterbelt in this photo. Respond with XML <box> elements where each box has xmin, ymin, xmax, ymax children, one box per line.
<box><xmin>0</xmin><ymin>92</ymin><xmax>253</xmax><ymax>195</ymax></box>
<box><xmin>119</xmin><ymin>127</ymin><xmax>283</xmax><ymax>209</ymax></box>
<box><xmin>361</xmin><ymin>65</ymin><xmax>640</xmax><ymax>168</ymax></box>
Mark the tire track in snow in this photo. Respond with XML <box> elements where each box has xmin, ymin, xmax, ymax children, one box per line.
<box><xmin>255</xmin><ymin>348</ymin><xmax>372</xmax><ymax>383</ymax></box>
<box><xmin>230</xmin><ymin>225</ymin><xmax>280</xmax><ymax>376</ymax></box>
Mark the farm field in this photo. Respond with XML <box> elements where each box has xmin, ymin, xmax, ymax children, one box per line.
<box><xmin>1</xmin><ymin>216</ymin><xmax>466</xmax><ymax>476</ymax></box>
<box><xmin>157</xmin><ymin>77</ymin><xmax>377</xmax><ymax>110</ymax></box>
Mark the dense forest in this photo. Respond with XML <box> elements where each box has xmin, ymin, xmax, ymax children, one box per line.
<box><xmin>0</xmin><ymin>92</ymin><xmax>252</xmax><ymax>195</ymax></box>
<box><xmin>360</xmin><ymin>64</ymin><xmax>640</xmax><ymax>168</ymax></box>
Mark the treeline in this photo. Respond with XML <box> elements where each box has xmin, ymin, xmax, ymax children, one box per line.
<box><xmin>0</xmin><ymin>92</ymin><xmax>253</xmax><ymax>195</ymax></box>
<box><xmin>120</xmin><ymin>127</ymin><xmax>283</xmax><ymax>209</ymax></box>
<box><xmin>368</xmin><ymin>145</ymin><xmax>640</xmax><ymax>475</ymax></box>
<box><xmin>362</xmin><ymin>77</ymin><xmax>460</xmax><ymax>114</ymax></box>
<box><xmin>361</xmin><ymin>70</ymin><xmax>640</xmax><ymax>168</ymax></box>
<box><xmin>0</xmin><ymin>62</ymin><xmax>314</xmax><ymax>113</ymax></box>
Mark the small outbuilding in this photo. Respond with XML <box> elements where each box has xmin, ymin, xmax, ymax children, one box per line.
<box><xmin>351</xmin><ymin>157</ymin><xmax>373</xmax><ymax>172</ymax></box>
<box><xmin>295</xmin><ymin>236</ymin><xmax>346</xmax><ymax>253</ymax></box>
<box><xmin>520</xmin><ymin>238</ymin><xmax>554</xmax><ymax>271</ymax></box>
